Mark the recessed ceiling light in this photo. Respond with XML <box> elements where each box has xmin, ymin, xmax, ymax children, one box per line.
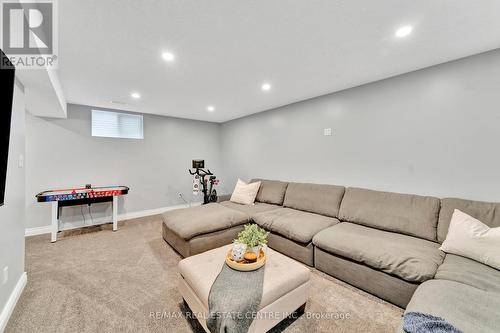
<box><xmin>131</xmin><ymin>92</ymin><xmax>141</xmax><ymax>99</ymax></box>
<box><xmin>261</xmin><ymin>83</ymin><xmax>272</xmax><ymax>91</ymax></box>
<box><xmin>162</xmin><ymin>51</ymin><xmax>175</xmax><ymax>62</ymax></box>
<box><xmin>395</xmin><ymin>25</ymin><xmax>413</xmax><ymax>38</ymax></box>
<box><xmin>207</xmin><ymin>105</ymin><xmax>215</xmax><ymax>112</ymax></box>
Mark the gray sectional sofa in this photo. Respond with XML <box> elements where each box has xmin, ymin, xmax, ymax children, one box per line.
<box><xmin>161</xmin><ymin>179</ymin><xmax>500</xmax><ymax>332</ymax></box>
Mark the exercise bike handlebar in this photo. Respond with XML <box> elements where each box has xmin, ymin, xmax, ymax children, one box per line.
<box><xmin>188</xmin><ymin>168</ymin><xmax>213</xmax><ymax>176</ymax></box>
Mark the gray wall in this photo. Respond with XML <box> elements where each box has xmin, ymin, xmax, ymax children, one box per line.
<box><xmin>25</xmin><ymin>104</ymin><xmax>223</xmax><ymax>229</ymax></box>
<box><xmin>0</xmin><ymin>82</ymin><xmax>26</xmax><ymax>321</ymax></box>
<box><xmin>221</xmin><ymin>49</ymin><xmax>500</xmax><ymax>202</ymax></box>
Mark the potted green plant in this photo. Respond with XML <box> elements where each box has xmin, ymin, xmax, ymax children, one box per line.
<box><xmin>236</xmin><ymin>224</ymin><xmax>269</xmax><ymax>255</ymax></box>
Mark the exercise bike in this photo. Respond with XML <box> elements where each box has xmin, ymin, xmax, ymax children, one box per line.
<box><xmin>189</xmin><ymin>160</ymin><xmax>219</xmax><ymax>204</ymax></box>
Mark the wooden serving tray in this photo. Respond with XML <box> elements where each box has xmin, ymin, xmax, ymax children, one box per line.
<box><xmin>225</xmin><ymin>250</ymin><xmax>266</xmax><ymax>271</ymax></box>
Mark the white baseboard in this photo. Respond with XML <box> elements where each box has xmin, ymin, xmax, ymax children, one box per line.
<box><xmin>24</xmin><ymin>225</ymin><xmax>52</xmax><ymax>237</ymax></box>
<box><xmin>0</xmin><ymin>272</ymin><xmax>27</xmax><ymax>333</ymax></box>
<box><xmin>25</xmin><ymin>202</ymin><xmax>202</xmax><ymax>237</ymax></box>
<box><xmin>118</xmin><ymin>203</ymin><xmax>200</xmax><ymax>221</ymax></box>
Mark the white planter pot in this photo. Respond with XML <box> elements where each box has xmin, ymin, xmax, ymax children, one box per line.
<box><xmin>249</xmin><ymin>245</ymin><xmax>262</xmax><ymax>255</ymax></box>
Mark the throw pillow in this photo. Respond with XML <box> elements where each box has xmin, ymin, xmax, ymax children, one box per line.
<box><xmin>440</xmin><ymin>209</ymin><xmax>500</xmax><ymax>270</ymax></box>
<box><xmin>230</xmin><ymin>179</ymin><xmax>261</xmax><ymax>205</ymax></box>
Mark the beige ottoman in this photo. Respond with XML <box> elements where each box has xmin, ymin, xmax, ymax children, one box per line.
<box><xmin>178</xmin><ymin>245</ymin><xmax>311</xmax><ymax>333</ymax></box>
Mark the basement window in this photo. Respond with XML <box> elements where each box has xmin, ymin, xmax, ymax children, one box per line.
<box><xmin>91</xmin><ymin>110</ymin><xmax>144</xmax><ymax>139</ymax></box>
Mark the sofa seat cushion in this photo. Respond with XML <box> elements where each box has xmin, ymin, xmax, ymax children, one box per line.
<box><xmin>219</xmin><ymin>201</ymin><xmax>281</xmax><ymax>215</ymax></box>
<box><xmin>161</xmin><ymin>203</ymin><xmax>249</xmax><ymax>240</ymax></box>
<box><xmin>435</xmin><ymin>254</ymin><xmax>500</xmax><ymax>293</ymax></box>
<box><xmin>405</xmin><ymin>279</ymin><xmax>500</xmax><ymax>333</ymax></box>
<box><xmin>312</xmin><ymin>223</ymin><xmax>444</xmax><ymax>283</ymax></box>
<box><xmin>253</xmin><ymin>208</ymin><xmax>339</xmax><ymax>244</ymax></box>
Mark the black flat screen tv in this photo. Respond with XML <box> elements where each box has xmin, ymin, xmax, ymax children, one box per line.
<box><xmin>0</xmin><ymin>49</ymin><xmax>15</xmax><ymax>206</ymax></box>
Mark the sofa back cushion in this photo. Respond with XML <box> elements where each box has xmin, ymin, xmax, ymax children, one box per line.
<box><xmin>283</xmin><ymin>182</ymin><xmax>345</xmax><ymax>218</ymax></box>
<box><xmin>438</xmin><ymin>198</ymin><xmax>500</xmax><ymax>243</ymax></box>
<box><xmin>339</xmin><ymin>187</ymin><xmax>440</xmax><ymax>241</ymax></box>
<box><xmin>251</xmin><ymin>179</ymin><xmax>289</xmax><ymax>205</ymax></box>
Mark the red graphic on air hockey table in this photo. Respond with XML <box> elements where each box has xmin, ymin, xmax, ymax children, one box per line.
<box><xmin>36</xmin><ymin>186</ymin><xmax>129</xmax><ymax>202</ymax></box>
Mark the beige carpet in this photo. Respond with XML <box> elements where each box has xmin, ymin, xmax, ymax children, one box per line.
<box><xmin>6</xmin><ymin>216</ymin><xmax>403</xmax><ymax>332</ymax></box>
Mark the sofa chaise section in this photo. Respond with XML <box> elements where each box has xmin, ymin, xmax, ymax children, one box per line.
<box><xmin>313</xmin><ymin>187</ymin><xmax>442</xmax><ymax>307</ymax></box>
<box><xmin>219</xmin><ymin>201</ymin><xmax>281</xmax><ymax>215</ymax></box>
<box><xmin>162</xmin><ymin>203</ymin><xmax>249</xmax><ymax>257</ymax></box>
<box><xmin>402</xmin><ymin>279</ymin><xmax>500</xmax><ymax>333</ymax></box>
<box><xmin>434</xmin><ymin>254</ymin><xmax>500</xmax><ymax>293</ymax></box>
<box><xmin>397</xmin><ymin>197</ymin><xmax>500</xmax><ymax>331</ymax></box>
<box><xmin>435</xmin><ymin>198</ymin><xmax>500</xmax><ymax>294</ymax></box>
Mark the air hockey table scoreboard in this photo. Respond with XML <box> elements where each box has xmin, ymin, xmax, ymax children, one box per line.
<box><xmin>36</xmin><ymin>185</ymin><xmax>129</xmax><ymax>242</ymax></box>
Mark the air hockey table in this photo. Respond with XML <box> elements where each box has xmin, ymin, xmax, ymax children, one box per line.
<box><xmin>36</xmin><ymin>185</ymin><xmax>129</xmax><ymax>242</ymax></box>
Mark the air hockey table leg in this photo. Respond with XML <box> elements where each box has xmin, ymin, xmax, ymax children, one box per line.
<box><xmin>51</xmin><ymin>201</ymin><xmax>58</xmax><ymax>242</ymax></box>
<box><xmin>112</xmin><ymin>196</ymin><xmax>118</xmax><ymax>231</ymax></box>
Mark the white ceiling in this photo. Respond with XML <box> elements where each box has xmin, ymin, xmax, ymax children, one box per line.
<box><xmin>58</xmin><ymin>0</ymin><xmax>500</xmax><ymax>123</ymax></box>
